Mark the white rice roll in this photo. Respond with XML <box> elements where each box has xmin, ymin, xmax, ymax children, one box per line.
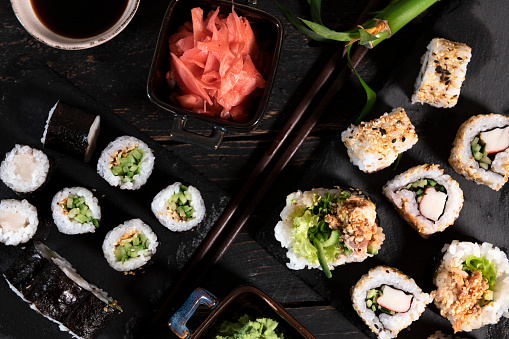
<box><xmin>383</xmin><ymin>164</ymin><xmax>463</xmax><ymax>238</ymax></box>
<box><xmin>97</xmin><ymin>136</ymin><xmax>155</xmax><ymax>190</ymax></box>
<box><xmin>449</xmin><ymin>114</ymin><xmax>509</xmax><ymax>191</ymax></box>
<box><xmin>51</xmin><ymin>187</ymin><xmax>101</xmax><ymax>235</ymax></box>
<box><xmin>351</xmin><ymin>265</ymin><xmax>433</xmax><ymax>339</ymax></box>
<box><xmin>0</xmin><ymin>144</ymin><xmax>50</xmax><ymax>193</ymax></box>
<box><xmin>102</xmin><ymin>219</ymin><xmax>158</xmax><ymax>272</ymax></box>
<box><xmin>151</xmin><ymin>182</ymin><xmax>206</xmax><ymax>232</ymax></box>
<box><xmin>0</xmin><ymin>199</ymin><xmax>38</xmax><ymax>246</ymax></box>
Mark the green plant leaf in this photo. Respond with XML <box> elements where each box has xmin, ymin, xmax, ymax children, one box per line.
<box><xmin>358</xmin><ymin>29</ymin><xmax>378</xmax><ymax>48</ymax></box>
<box><xmin>300</xmin><ymin>18</ymin><xmax>358</xmax><ymax>42</ymax></box>
<box><xmin>309</xmin><ymin>0</ymin><xmax>323</xmax><ymax>25</ymax></box>
<box><xmin>274</xmin><ymin>1</ymin><xmax>330</xmax><ymax>42</ymax></box>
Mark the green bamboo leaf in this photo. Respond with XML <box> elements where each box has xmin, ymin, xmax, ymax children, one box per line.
<box><xmin>358</xmin><ymin>29</ymin><xmax>378</xmax><ymax>48</ymax></box>
<box><xmin>275</xmin><ymin>1</ymin><xmax>330</xmax><ymax>42</ymax></box>
<box><xmin>300</xmin><ymin>18</ymin><xmax>358</xmax><ymax>42</ymax></box>
<box><xmin>309</xmin><ymin>0</ymin><xmax>323</xmax><ymax>25</ymax></box>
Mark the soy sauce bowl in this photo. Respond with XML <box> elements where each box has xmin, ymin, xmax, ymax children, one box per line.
<box><xmin>10</xmin><ymin>0</ymin><xmax>140</xmax><ymax>50</ymax></box>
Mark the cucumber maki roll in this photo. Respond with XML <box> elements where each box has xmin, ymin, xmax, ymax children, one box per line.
<box><xmin>102</xmin><ymin>219</ymin><xmax>158</xmax><ymax>271</ymax></box>
<box><xmin>97</xmin><ymin>136</ymin><xmax>155</xmax><ymax>190</ymax></box>
<box><xmin>51</xmin><ymin>187</ymin><xmax>101</xmax><ymax>234</ymax></box>
<box><xmin>0</xmin><ymin>199</ymin><xmax>38</xmax><ymax>246</ymax></box>
<box><xmin>151</xmin><ymin>182</ymin><xmax>206</xmax><ymax>232</ymax></box>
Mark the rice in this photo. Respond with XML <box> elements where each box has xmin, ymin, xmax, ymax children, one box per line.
<box><xmin>0</xmin><ymin>199</ymin><xmax>38</xmax><ymax>246</ymax></box>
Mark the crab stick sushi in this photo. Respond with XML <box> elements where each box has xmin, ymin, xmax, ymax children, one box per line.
<box><xmin>449</xmin><ymin>114</ymin><xmax>509</xmax><ymax>191</ymax></box>
<box><xmin>0</xmin><ymin>199</ymin><xmax>38</xmax><ymax>246</ymax></box>
<box><xmin>383</xmin><ymin>164</ymin><xmax>463</xmax><ymax>238</ymax></box>
<box><xmin>51</xmin><ymin>187</ymin><xmax>101</xmax><ymax>234</ymax></box>
<box><xmin>412</xmin><ymin>38</ymin><xmax>471</xmax><ymax>108</ymax></box>
<box><xmin>351</xmin><ymin>266</ymin><xmax>432</xmax><ymax>339</ymax></box>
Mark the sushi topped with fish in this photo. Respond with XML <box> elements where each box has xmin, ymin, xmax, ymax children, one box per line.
<box><xmin>274</xmin><ymin>187</ymin><xmax>384</xmax><ymax>278</ymax></box>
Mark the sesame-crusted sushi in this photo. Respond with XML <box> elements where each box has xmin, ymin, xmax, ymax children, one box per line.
<box><xmin>351</xmin><ymin>265</ymin><xmax>432</xmax><ymax>339</ymax></box>
<box><xmin>0</xmin><ymin>199</ymin><xmax>38</xmax><ymax>246</ymax></box>
<box><xmin>411</xmin><ymin>38</ymin><xmax>471</xmax><ymax>108</ymax></box>
<box><xmin>449</xmin><ymin>114</ymin><xmax>509</xmax><ymax>191</ymax></box>
<box><xmin>383</xmin><ymin>164</ymin><xmax>463</xmax><ymax>238</ymax></box>
<box><xmin>341</xmin><ymin>107</ymin><xmax>418</xmax><ymax>173</ymax></box>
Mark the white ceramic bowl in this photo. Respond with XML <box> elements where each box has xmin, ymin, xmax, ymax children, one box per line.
<box><xmin>10</xmin><ymin>0</ymin><xmax>140</xmax><ymax>50</ymax></box>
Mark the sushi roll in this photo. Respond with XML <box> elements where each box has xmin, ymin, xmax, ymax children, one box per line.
<box><xmin>383</xmin><ymin>164</ymin><xmax>463</xmax><ymax>238</ymax></box>
<box><xmin>431</xmin><ymin>240</ymin><xmax>509</xmax><ymax>333</ymax></box>
<box><xmin>341</xmin><ymin>107</ymin><xmax>418</xmax><ymax>173</ymax></box>
<box><xmin>274</xmin><ymin>187</ymin><xmax>384</xmax><ymax>278</ymax></box>
<box><xmin>151</xmin><ymin>182</ymin><xmax>206</xmax><ymax>232</ymax></box>
<box><xmin>351</xmin><ymin>266</ymin><xmax>432</xmax><ymax>339</ymax></box>
<box><xmin>449</xmin><ymin>114</ymin><xmax>509</xmax><ymax>191</ymax></box>
<box><xmin>411</xmin><ymin>38</ymin><xmax>471</xmax><ymax>108</ymax></box>
<box><xmin>102</xmin><ymin>219</ymin><xmax>158</xmax><ymax>272</ymax></box>
<box><xmin>0</xmin><ymin>199</ymin><xmax>38</xmax><ymax>246</ymax></box>
<box><xmin>0</xmin><ymin>144</ymin><xmax>50</xmax><ymax>193</ymax></box>
<box><xmin>41</xmin><ymin>101</ymin><xmax>101</xmax><ymax>163</ymax></box>
<box><xmin>51</xmin><ymin>187</ymin><xmax>101</xmax><ymax>234</ymax></box>
<box><xmin>97</xmin><ymin>135</ymin><xmax>155</xmax><ymax>190</ymax></box>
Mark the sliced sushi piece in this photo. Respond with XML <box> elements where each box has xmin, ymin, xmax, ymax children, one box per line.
<box><xmin>41</xmin><ymin>101</ymin><xmax>100</xmax><ymax>163</ymax></box>
<box><xmin>0</xmin><ymin>144</ymin><xmax>50</xmax><ymax>193</ymax></box>
<box><xmin>51</xmin><ymin>187</ymin><xmax>101</xmax><ymax>235</ymax></box>
<box><xmin>0</xmin><ymin>199</ymin><xmax>38</xmax><ymax>246</ymax></box>
<box><xmin>97</xmin><ymin>136</ymin><xmax>155</xmax><ymax>190</ymax></box>
<box><xmin>449</xmin><ymin>114</ymin><xmax>509</xmax><ymax>191</ymax></box>
<box><xmin>151</xmin><ymin>182</ymin><xmax>206</xmax><ymax>232</ymax></box>
<box><xmin>411</xmin><ymin>38</ymin><xmax>472</xmax><ymax>108</ymax></box>
<box><xmin>383</xmin><ymin>164</ymin><xmax>463</xmax><ymax>238</ymax></box>
<box><xmin>431</xmin><ymin>240</ymin><xmax>509</xmax><ymax>333</ymax></box>
<box><xmin>351</xmin><ymin>265</ymin><xmax>433</xmax><ymax>338</ymax></box>
<box><xmin>102</xmin><ymin>219</ymin><xmax>158</xmax><ymax>272</ymax></box>
<box><xmin>274</xmin><ymin>187</ymin><xmax>384</xmax><ymax>278</ymax></box>
<box><xmin>341</xmin><ymin>107</ymin><xmax>418</xmax><ymax>173</ymax></box>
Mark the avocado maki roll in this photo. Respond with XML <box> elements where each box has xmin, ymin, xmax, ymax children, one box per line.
<box><xmin>0</xmin><ymin>199</ymin><xmax>38</xmax><ymax>246</ymax></box>
<box><xmin>51</xmin><ymin>187</ymin><xmax>101</xmax><ymax>234</ymax></box>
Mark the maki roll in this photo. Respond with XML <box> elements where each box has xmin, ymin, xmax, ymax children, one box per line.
<box><xmin>383</xmin><ymin>164</ymin><xmax>463</xmax><ymax>238</ymax></box>
<box><xmin>274</xmin><ymin>187</ymin><xmax>384</xmax><ymax>278</ymax></box>
<box><xmin>411</xmin><ymin>38</ymin><xmax>472</xmax><ymax>108</ymax></box>
<box><xmin>0</xmin><ymin>199</ymin><xmax>38</xmax><ymax>246</ymax></box>
<box><xmin>351</xmin><ymin>266</ymin><xmax>432</xmax><ymax>339</ymax></box>
<box><xmin>151</xmin><ymin>182</ymin><xmax>206</xmax><ymax>232</ymax></box>
<box><xmin>97</xmin><ymin>136</ymin><xmax>155</xmax><ymax>190</ymax></box>
<box><xmin>0</xmin><ymin>144</ymin><xmax>50</xmax><ymax>193</ymax></box>
<box><xmin>51</xmin><ymin>187</ymin><xmax>101</xmax><ymax>234</ymax></box>
<box><xmin>431</xmin><ymin>241</ymin><xmax>509</xmax><ymax>332</ymax></box>
<box><xmin>102</xmin><ymin>219</ymin><xmax>158</xmax><ymax>272</ymax></box>
<box><xmin>449</xmin><ymin>114</ymin><xmax>509</xmax><ymax>191</ymax></box>
<box><xmin>341</xmin><ymin>107</ymin><xmax>418</xmax><ymax>173</ymax></box>
<box><xmin>41</xmin><ymin>101</ymin><xmax>100</xmax><ymax>163</ymax></box>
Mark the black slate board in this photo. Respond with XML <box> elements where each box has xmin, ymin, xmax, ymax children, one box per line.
<box><xmin>0</xmin><ymin>67</ymin><xmax>229</xmax><ymax>338</ymax></box>
<box><xmin>258</xmin><ymin>1</ymin><xmax>509</xmax><ymax>339</ymax></box>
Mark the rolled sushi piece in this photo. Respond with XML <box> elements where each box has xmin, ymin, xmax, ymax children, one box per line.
<box><xmin>97</xmin><ymin>135</ymin><xmax>155</xmax><ymax>190</ymax></box>
<box><xmin>431</xmin><ymin>240</ymin><xmax>509</xmax><ymax>333</ymax></box>
<box><xmin>351</xmin><ymin>266</ymin><xmax>432</xmax><ymax>339</ymax></box>
<box><xmin>41</xmin><ymin>101</ymin><xmax>101</xmax><ymax>163</ymax></box>
<box><xmin>151</xmin><ymin>182</ymin><xmax>206</xmax><ymax>232</ymax></box>
<box><xmin>0</xmin><ymin>199</ymin><xmax>38</xmax><ymax>246</ymax></box>
<box><xmin>102</xmin><ymin>218</ymin><xmax>158</xmax><ymax>272</ymax></box>
<box><xmin>0</xmin><ymin>144</ymin><xmax>50</xmax><ymax>193</ymax></box>
<box><xmin>449</xmin><ymin>114</ymin><xmax>509</xmax><ymax>191</ymax></box>
<box><xmin>274</xmin><ymin>187</ymin><xmax>384</xmax><ymax>278</ymax></box>
<box><xmin>411</xmin><ymin>38</ymin><xmax>472</xmax><ymax>108</ymax></box>
<box><xmin>383</xmin><ymin>164</ymin><xmax>463</xmax><ymax>238</ymax></box>
<box><xmin>341</xmin><ymin>107</ymin><xmax>418</xmax><ymax>173</ymax></box>
<box><xmin>51</xmin><ymin>187</ymin><xmax>101</xmax><ymax>234</ymax></box>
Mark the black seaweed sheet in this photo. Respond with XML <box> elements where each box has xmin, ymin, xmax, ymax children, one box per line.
<box><xmin>0</xmin><ymin>68</ymin><xmax>229</xmax><ymax>338</ymax></box>
<box><xmin>258</xmin><ymin>1</ymin><xmax>509</xmax><ymax>339</ymax></box>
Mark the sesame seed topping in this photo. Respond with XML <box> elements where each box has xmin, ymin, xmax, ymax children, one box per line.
<box><xmin>392</xmin><ymin>139</ymin><xmax>396</xmax><ymax>143</ymax></box>
<box><xmin>402</xmin><ymin>137</ymin><xmax>406</xmax><ymax>142</ymax></box>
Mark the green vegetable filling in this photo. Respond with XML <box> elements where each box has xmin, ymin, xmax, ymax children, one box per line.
<box><xmin>165</xmin><ymin>185</ymin><xmax>195</xmax><ymax>221</ymax></box>
<box><xmin>114</xmin><ymin>232</ymin><xmax>149</xmax><ymax>263</ymax></box>
<box><xmin>405</xmin><ymin>178</ymin><xmax>446</xmax><ymax>202</ymax></box>
<box><xmin>110</xmin><ymin>147</ymin><xmax>144</xmax><ymax>183</ymax></box>
<box><xmin>471</xmin><ymin>137</ymin><xmax>492</xmax><ymax>170</ymax></box>
<box><xmin>365</xmin><ymin>286</ymin><xmax>395</xmax><ymax>316</ymax></box>
<box><xmin>462</xmin><ymin>255</ymin><xmax>497</xmax><ymax>306</ymax></box>
<box><xmin>60</xmin><ymin>194</ymin><xmax>99</xmax><ymax>227</ymax></box>
<box><xmin>215</xmin><ymin>314</ymin><xmax>283</xmax><ymax>339</ymax></box>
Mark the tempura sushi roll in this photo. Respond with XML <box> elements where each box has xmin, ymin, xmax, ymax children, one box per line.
<box><xmin>274</xmin><ymin>187</ymin><xmax>384</xmax><ymax>278</ymax></box>
<box><xmin>449</xmin><ymin>114</ymin><xmax>509</xmax><ymax>191</ymax></box>
<box><xmin>102</xmin><ymin>219</ymin><xmax>158</xmax><ymax>272</ymax></box>
<box><xmin>97</xmin><ymin>136</ymin><xmax>155</xmax><ymax>190</ymax></box>
<box><xmin>0</xmin><ymin>144</ymin><xmax>50</xmax><ymax>193</ymax></box>
<box><xmin>51</xmin><ymin>187</ymin><xmax>101</xmax><ymax>234</ymax></box>
<box><xmin>151</xmin><ymin>182</ymin><xmax>206</xmax><ymax>232</ymax></box>
<box><xmin>412</xmin><ymin>38</ymin><xmax>471</xmax><ymax>108</ymax></box>
<box><xmin>41</xmin><ymin>101</ymin><xmax>100</xmax><ymax>163</ymax></box>
<box><xmin>383</xmin><ymin>164</ymin><xmax>463</xmax><ymax>238</ymax></box>
<box><xmin>351</xmin><ymin>266</ymin><xmax>432</xmax><ymax>338</ymax></box>
<box><xmin>341</xmin><ymin>107</ymin><xmax>418</xmax><ymax>173</ymax></box>
<box><xmin>0</xmin><ymin>199</ymin><xmax>38</xmax><ymax>246</ymax></box>
<box><xmin>431</xmin><ymin>240</ymin><xmax>509</xmax><ymax>333</ymax></box>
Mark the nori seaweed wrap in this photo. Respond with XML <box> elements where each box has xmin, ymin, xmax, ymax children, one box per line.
<box><xmin>4</xmin><ymin>242</ymin><xmax>49</xmax><ymax>295</ymax></box>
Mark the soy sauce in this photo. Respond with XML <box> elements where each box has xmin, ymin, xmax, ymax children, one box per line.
<box><xmin>30</xmin><ymin>0</ymin><xmax>129</xmax><ymax>39</ymax></box>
